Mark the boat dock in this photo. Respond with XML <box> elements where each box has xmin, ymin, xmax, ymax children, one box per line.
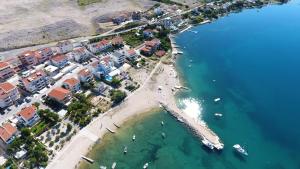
<box><xmin>81</xmin><ymin>156</ymin><xmax>94</xmax><ymax>163</ymax></box>
<box><xmin>160</xmin><ymin>102</ymin><xmax>224</xmax><ymax>150</ymax></box>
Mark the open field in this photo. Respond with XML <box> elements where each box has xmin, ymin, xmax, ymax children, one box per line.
<box><xmin>0</xmin><ymin>0</ymin><xmax>156</xmax><ymax>51</ymax></box>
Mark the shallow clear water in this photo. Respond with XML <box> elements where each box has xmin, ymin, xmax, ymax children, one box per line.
<box><xmin>80</xmin><ymin>1</ymin><xmax>300</xmax><ymax>169</ymax></box>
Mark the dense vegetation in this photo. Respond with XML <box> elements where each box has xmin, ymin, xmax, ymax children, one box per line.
<box><xmin>110</xmin><ymin>90</ymin><xmax>127</xmax><ymax>105</ymax></box>
<box><xmin>67</xmin><ymin>94</ymin><xmax>93</xmax><ymax>127</ymax></box>
<box><xmin>7</xmin><ymin>128</ymin><xmax>48</xmax><ymax>168</ymax></box>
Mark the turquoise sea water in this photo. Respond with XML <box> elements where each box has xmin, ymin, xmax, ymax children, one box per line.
<box><xmin>81</xmin><ymin>1</ymin><xmax>300</xmax><ymax>169</ymax></box>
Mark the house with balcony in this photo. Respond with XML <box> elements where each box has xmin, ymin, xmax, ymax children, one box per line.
<box><xmin>0</xmin><ymin>61</ymin><xmax>15</xmax><ymax>81</ymax></box>
<box><xmin>51</xmin><ymin>54</ymin><xmax>68</xmax><ymax>68</ymax></box>
<box><xmin>63</xmin><ymin>78</ymin><xmax>81</xmax><ymax>93</ymax></box>
<box><xmin>140</xmin><ymin>38</ymin><xmax>161</xmax><ymax>56</ymax></box>
<box><xmin>36</xmin><ymin>47</ymin><xmax>53</xmax><ymax>63</ymax></box>
<box><xmin>78</xmin><ymin>68</ymin><xmax>93</xmax><ymax>83</ymax></box>
<box><xmin>48</xmin><ymin>87</ymin><xmax>72</xmax><ymax>105</ymax></box>
<box><xmin>4</xmin><ymin>57</ymin><xmax>23</xmax><ymax>73</ymax></box>
<box><xmin>56</xmin><ymin>40</ymin><xmax>73</xmax><ymax>54</ymax></box>
<box><xmin>18</xmin><ymin>51</ymin><xmax>39</xmax><ymax>68</ymax></box>
<box><xmin>17</xmin><ymin>105</ymin><xmax>40</xmax><ymax>126</ymax></box>
<box><xmin>72</xmin><ymin>47</ymin><xmax>90</xmax><ymax>63</ymax></box>
<box><xmin>125</xmin><ymin>49</ymin><xmax>138</xmax><ymax>61</ymax></box>
<box><xmin>88</xmin><ymin>39</ymin><xmax>112</xmax><ymax>54</ymax></box>
<box><xmin>111</xmin><ymin>51</ymin><xmax>125</xmax><ymax>67</ymax></box>
<box><xmin>0</xmin><ymin>82</ymin><xmax>20</xmax><ymax>108</ymax></box>
<box><xmin>20</xmin><ymin>70</ymin><xmax>49</xmax><ymax>93</ymax></box>
<box><xmin>0</xmin><ymin>123</ymin><xmax>18</xmax><ymax>144</ymax></box>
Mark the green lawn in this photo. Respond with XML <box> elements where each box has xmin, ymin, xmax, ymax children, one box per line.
<box><xmin>77</xmin><ymin>0</ymin><xmax>102</xmax><ymax>6</ymax></box>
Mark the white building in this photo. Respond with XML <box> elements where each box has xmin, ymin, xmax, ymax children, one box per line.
<box><xmin>72</xmin><ymin>47</ymin><xmax>90</xmax><ymax>63</ymax></box>
<box><xmin>78</xmin><ymin>68</ymin><xmax>93</xmax><ymax>83</ymax></box>
<box><xmin>88</xmin><ymin>39</ymin><xmax>112</xmax><ymax>54</ymax></box>
<box><xmin>51</xmin><ymin>54</ymin><xmax>69</xmax><ymax>68</ymax></box>
<box><xmin>63</xmin><ymin>78</ymin><xmax>81</xmax><ymax>93</ymax></box>
<box><xmin>0</xmin><ymin>62</ymin><xmax>15</xmax><ymax>81</ymax></box>
<box><xmin>125</xmin><ymin>49</ymin><xmax>138</xmax><ymax>60</ymax></box>
<box><xmin>20</xmin><ymin>70</ymin><xmax>49</xmax><ymax>93</ymax></box>
<box><xmin>17</xmin><ymin>105</ymin><xmax>40</xmax><ymax>126</ymax></box>
<box><xmin>111</xmin><ymin>51</ymin><xmax>125</xmax><ymax>67</ymax></box>
<box><xmin>0</xmin><ymin>82</ymin><xmax>20</xmax><ymax>108</ymax></box>
<box><xmin>56</xmin><ymin>40</ymin><xmax>73</xmax><ymax>54</ymax></box>
<box><xmin>0</xmin><ymin>123</ymin><xmax>18</xmax><ymax>144</ymax></box>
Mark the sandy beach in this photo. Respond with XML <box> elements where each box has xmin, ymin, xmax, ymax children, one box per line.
<box><xmin>46</xmin><ymin>60</ymin><xmax>183</xmax><ymax>169</ymax></box>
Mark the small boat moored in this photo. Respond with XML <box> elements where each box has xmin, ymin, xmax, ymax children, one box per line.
<box><xmin>161</xmin><ymin>132</ymin><xmax>166</xmax><ymax>139</ymax></box>
<box><xmin>214</xmin><ymin>113</ymin><xmax>223</xmax><ymax>117</ymax></box>
<box><xmin>161</xmin><ymin>121</ymin><xmax>164</xmax><ymax>126</ymax></box>
<box><xmin>100</xmin><ymin>166</ymin><xmax>107</xmax><ymax>169</ymax></box>
<box><xmin>177</xmin><ymin>117</ymin><xmax>184</xmax><ymax>122</ymax></box>
<box><xmin>143</xmin><ymin>163</ymin><xmax>149</xmax><ymax>169</ymax></box>
<box><xmin>202</xmin><ymin>139</ymin><xmax>214</xmax><ymax>150</ymax></box>
<box><xmin>112</xmin><ymin>162</ymin><xmax>117</xmax><ymax>169</ymax></box>
<box><xmin>214</xmin><ymin>98</ymin><xmax>221</xmax><ymax>103</ymax></box>
<box><xmin>132</xmin><ymin>134</ymin><xmax>136</xmax><ymax>141</ymax></box>
<box><xmin>233</xmin><ymin>144</ymin><xmax>248</xmax><ymax>156</ymax></box>
<box><xmin>123</xmin><ymin>146</ymin><xmax>128</xmax><ymax>154</ymax></box>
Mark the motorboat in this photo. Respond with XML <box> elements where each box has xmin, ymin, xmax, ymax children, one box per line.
<box><xmin>143</xmin><ymin>163</ymin><xmax>149</xmax><ymax>169</ymax></box>
<box><xmin>214</xmin><ymin>98</ymin><xmax>221</xmax><ymax>102</ymax></box>
<box><xmin>202</xmin><ymin>139</ymin><xmax>214</xmax><ymax>150</ymax></box>
<box><xmin>214</xmin><ymin>113</ymin><xmax>223</xmax><ymax>117</ymax></box>
<box><xmin>233</xmin><ymin>144</ymin><xmax>248</xmax><ymax>156</ymax></box>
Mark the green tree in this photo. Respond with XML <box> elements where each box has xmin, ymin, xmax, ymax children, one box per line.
<box><xmin>110</xmin><ymin>90</ymin><xmax>127</xmax><ymax>105</ymax></box>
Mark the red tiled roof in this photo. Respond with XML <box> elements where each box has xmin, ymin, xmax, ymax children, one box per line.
<box><xmin>0</xmin><ymin>123</ymin><xmax>17</xmax><ymax>142</ymax></box>
<box><xmin>48</xmin><ymin>87</ymin><xmax>71</xmax><ymax>101</ymax></box>
<box><xmin>155</xmin><ymin>50</ymin><xmax>166</xmax><ymax>57</ymax></box>
<box><xmin>111</xmin><ymin>36</ymin><xmax>123</xmax><ymax>44</ymax></box>
<box><xmin>0</xmin><ymin>82</ymin><xmax>16</xmax><ymax>93</ymax></box>
<box><xmin>51</xmin><ymin>54</ymin><xmax>67</xmax><ymax>62</ymax></box>
<box><xmin>21</xmin><ymin>70</ymin><xmax>46</xmax><ymax>86</ymax></box>
<box><xmin>18</xmin><ymin>105</ymin><xmax>37</xmax><ymax>121</ymax></box>
<box><xmin>64</xmin><ymin>78</ymin><xmax>79</xmax><ymax>87</ymax></box>
<box><xmin>141</xmin><ymin>47</ymin><xmax>151</xmax><ymax>53</ymax></box>
<box><xmin>78</xmin><ymin>68</ymin><xmax>92</xmax><ymax>77</ymax></box>
<box><xmin>0</xmin><ymin>61</ymin><xmax>9</xmax><ymax>69</ymax></box>
<box><xmin>96</xmin><ymin>39</ymin><xmax>110</xmax><ymax>48</ymax></box>
<box><xmin>127</xmin><ymin>49</ymin><xmax>136</xmax><ymax>55</ymax></box>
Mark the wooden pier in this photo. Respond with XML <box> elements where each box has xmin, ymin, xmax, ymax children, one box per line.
<box><xmin>81</xmin><ymin>156</ymin><xmax>94</xmax><ymax>163</ymax></box>
<box><xmin>160</xmin><ymin>102</ymin><xmax>224</xmax><ymax>150</ymax></box>
<box><xmin>106</xmin><ymin>127</ymin><xmax>116</xmax><ymax>133</ymax></box>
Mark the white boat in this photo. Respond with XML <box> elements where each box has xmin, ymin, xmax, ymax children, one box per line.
<box><xmin>161</xmin><ymin>121</ymin><xmax>164</xmax><ymax>126</ymax></box>
<box><xmin>161</xmin><ymin>132</ymin><xmax>166</xmax><ymax>139</ymax></box>
<box><xmin>100</xmin><ymin>166</ymin><xmax>107</xmax><ymax>169</ymax></box>
<box><xmin>123</xmin><ymin>146</ymin><xmax>127</xmax><ymax>154</ymax></box>
<box><xmin>177</xmin><ymin>117</ymin><xmax>184</xmax><ymax>122</ymax></box>
<box><xmin>112</xmin><ymin>162</ymin><xmax>117</xmax><ymax>169</ymax></box>
<box><xmin>233</xmin><ymin>144</ymin><xmax>248</xmax><ymax>156</ymax></box>
<box><xmin>132</xmin><ymin>135</ymin><xmax>136</xmax><ymax>141</ymax></box>
<box><xmin>214</xmin><ymin>98</ymin><xmax>221</xmax><ymax>102</ymax></box>
<box><xmin>143</xmin><ymin>163</ymin><xmax>149</xmax><ymax>169</ymax></box>
<box><xmin>202</xmin><ymin>139</ymin><xmax>214</xmax><ymax>150</ymax></box>
<box><xmin>214</xmin><ymin>113</ymin><xmax>223</xmax><ymax>117</ymax></box>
